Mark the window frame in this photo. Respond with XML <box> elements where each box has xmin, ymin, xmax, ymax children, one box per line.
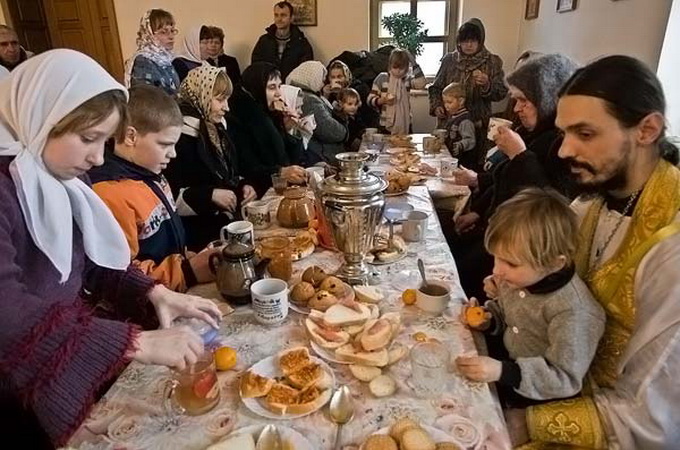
<box><xmin>370</xmin><ymin>0</ymin><xmax>461</xmax><ymax>78</ymax></box>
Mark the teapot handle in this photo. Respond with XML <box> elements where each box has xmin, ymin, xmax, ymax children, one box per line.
<box><xmin>208</xmin><ymin>252</ymin><xmax>223</xmax><ymax>276</ymax></box>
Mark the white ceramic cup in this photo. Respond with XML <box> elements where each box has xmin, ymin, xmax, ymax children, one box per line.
<box><xmin>422</xmin><ymin>136</ymin><xmax>441</xmax><ymax>154</ymax></box>
<box><xmin>241</xmin><ymin>200</ymin><xmax>271</xmax><ymax>230</ymax></box>
<box><xmin>432</xmin><ymin>129</ymin><xmax>448</xmax><ymax>140</ymax></box>
<box><xmin>487</xmin><ymin>117</ymin><xmax>513</xmax><ymax>141</ymax></box>
<box><xmin>364</xmin><ymin>128</ymin><xmax>378</xmax><ymax>139</ymax></box>
<box><xmin>416</xmin><ymin>280</ymin><xmax>451</xmax><ymax>314</ymax></box>
<box><xmin>440</xmin><ymin>159</ymin><xmax>459</xmax><ymax>178</ymax></box>
<box><xmin>250</xmin><ymin>278</ymin><xmax>289</xmax><ymax>325</ymax></box>
<box><xmin>221</xmin><ymin>220</ymin><xmax>254</xmax><ymax>247</ymax></box>
<box><xmin>402</xmin><ymin>211</ymin><xmax>429</xmax><ymax>242</ymax></box>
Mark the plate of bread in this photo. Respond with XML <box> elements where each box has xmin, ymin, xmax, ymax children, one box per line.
<box><xmin>305</xmin><ymin>300</ymin><xmax>404</xmax><ymax>367</ymax></box>
<box><xmin>360</xmin><ymin>417</ymin><xmax>463</xmax><ymax>450</ymax></box>
<box><xmin>206</xmin><ymin>424</ymin><xmax>313</xmax><ymax>450</ymax></box>
<box><xmin>239</xmin><ymin>347</ymin><xmax>335</xmax><ymax>419</ymax></box>
<box><xmin>385</xmin><ymin>135</ymin><xmax>415</xmax><ymax>149</ymax></box>
<box><xmin>289</xmin><ymin>266</ymin><xmax>356</xmax><ymax>314</ymax></box>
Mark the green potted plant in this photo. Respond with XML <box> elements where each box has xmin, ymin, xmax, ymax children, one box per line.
<box><xmin>381</xmin><ymin>13</ymin><xmax>428</xmax><ymax>56</ymax></box>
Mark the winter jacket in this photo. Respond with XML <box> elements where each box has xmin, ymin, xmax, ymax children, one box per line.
<box><xmin>207</xmin><ymin>54</ymin><xmax>242</xmax><ymax>85</ymax></box>
<box><xmin>251</xmin><ymin>24</ymin><xmax>313</xmax><ymax>80</ymax></box>
<box><xmin>91</xmin><ymin>151</ymin><xmax>196</xmax><ymax>292</ymax></box>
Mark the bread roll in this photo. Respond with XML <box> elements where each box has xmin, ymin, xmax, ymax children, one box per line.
<box><xmin>349</xmin><ymin>364</ymin><xmax>382</xmax><ymax>382</ymax></box>
<box><xmin>389</xmin><ymin>418</ymin><xmax>419</xmax><ymax>441</ymax></box>
<box><xmin>363</xmin><ymin>435</ymin><xmax>398</xmax><ymax>450</ymax></box>
<box><xmin>369</xmin><ymin>374</ymin><xmax>396</xmax><ymax>397</ymax></box>
<box><xmin>291</xmin><ymin>281</ymin><xmax>315</xmax><ymax>305</ymax></box>
<box><xmin>387</xmin><ymin>344</ymin><xmax>408</xmax><ymax>365</ymax></box>
<box><xmin>401</xmin><ymin>428</ymin><xmax>436</xmax><ymax>450</ymax></box>
<box><xmin>319</xmin><ymin>276</ymin><xmax>346</xmax><ymax>296</ymax></box>
<box><xmin>307</xmin><ymin>290</ymin><xmax>338</xmax><ymax>311</ymax></box>
<box><xmin>302</xmin><ymin>266</ymin><xmax>327</xmax><ymax>287</ymax></box>
<box><xmin>435</xmin><ymin>443</ymin><xmax>463</xmax><ymax>450</ymax></box>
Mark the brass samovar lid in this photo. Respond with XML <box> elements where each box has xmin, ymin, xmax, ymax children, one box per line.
<box><xmin>321</xmin><ymin>152</ymin><xmax>387</xmax><ymax>197</ymax></box>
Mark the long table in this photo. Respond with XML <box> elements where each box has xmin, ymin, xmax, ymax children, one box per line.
<box><xmin>68</xmin><ymin>139</ymin><xmax>509</xmax><ymax>450</ymax></box>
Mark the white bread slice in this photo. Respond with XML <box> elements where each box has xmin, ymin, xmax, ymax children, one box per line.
<box><xmin>323</xmin><ymin>303</ymin><xmax>372</xmax><ymax>327</ymax></box>
<box><xmin>381</xmin><ymin>312</ymin><xmax>402</xmax><ymax>339</ymax></box>
<box><xmin>353</xmin><ymin>285</ymin><xmax>384</xmax><ymax>303</ymax></box>
<box><xmin>349</xmin><ymin>364</ymin><xmax>382</xmax><ymax>382</ymax></box>
<box><xmin>360</xmin><ymin>318</ymin><xmax>392</xmax><ymax>351</ymax></box>
<box><xmin>335</xmin><ymin>344</ymin><xmax>389</xmax><ymax>367</ymax></box>
<box><xmin>206</xmin><ymin>433</ymin><xmax>256</xmax><ymax>450</ymax></box>
<box><xmin>305</xmin><ymin>318</ymin><xmax>350</xmax><ymax>350</ymax></box>
<box><xmin>367</xmin><ymin>304</ymin><xmax>380</xmax><ymax>320</ymax></box>
<box><xmin>343</xmin><ymin>322</ymin><xmax>366</xmax><ymax>336</ymax></box>
<box><xmin>369</xmin><ymin>374</ymin><xmax>397</xmax><ymax>397</ymax></box>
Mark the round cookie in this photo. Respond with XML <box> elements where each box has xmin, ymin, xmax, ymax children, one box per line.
<box><xmin>363</xmin><ymin>434</ymin><xmax>398</xmax><ymax>450</ymax></box>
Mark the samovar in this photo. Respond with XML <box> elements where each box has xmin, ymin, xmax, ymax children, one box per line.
<box><xmin>320</xmin><ymin>152</ymin><xmax>387</xmax><ymax>284</ymax></box>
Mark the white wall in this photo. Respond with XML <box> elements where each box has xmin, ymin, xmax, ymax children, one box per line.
<box><xmin>518</xmin><ymin>0</ymin><xmax>672</xmax><ymax>68</ymax></box>
<box><xmin>658</xmin><ymin>0</ymin><xmax>680</xmax><ymax>135</ymax></box>
<box><xmin>112</xmin><ymin>0</ymin><xmax>369</xmax><ymax>70</ymax></box>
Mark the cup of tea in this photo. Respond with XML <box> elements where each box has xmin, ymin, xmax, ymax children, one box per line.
<box><xmin>364</xmin><ymin>128</ymin><xmax>378</xmax><ymax>140</ymax></box>
<box><xmin>163</xmin><ymin>352</ymin><xmax>220</xmax><ymax>416</ymax></box>
<box><xmin>440</xmin><ymin>159</ymin><xmax>459</xmax><ymax>178</ymax></box>
<box><xmin>271</xmin><ymin>173</ymin><xmax>288</xmax><ymax>195</ymax></box>
<box><xmin>422</xmin><ymin>136</ymin><xmax>442</xmax><ymax>154</ymax></box>
<box><xmin>242</xmin><ymin>200</ymin><xmax>271</xmax><ymax>230</ymax></box>
<box><xmin>432</xmin><ymin>129</ymin><xmax>448</xmax><ymax>140</ymax></box>
<box><xmin>402</xmin><ymin>211</ymin><xmax>428</xmax><ymax>242</ymax></box>
<box><xmin>221</xmin><ymin>221</ymin><xmax>254</xmax><ymax>247</ymax></box>
<box><xmin>416</xmin><ymin>280</ymin><xmax>451</xmax><ymax>314</ymax></box>
<box><xmin>250</xmin><ymin>278</ymin><xmax>289</xmax><ymax>325</ymax></box>
<box><xmin>487</xmin><ymin>117</ymin><xmax>513</xmax><ymax>141</ymax></box>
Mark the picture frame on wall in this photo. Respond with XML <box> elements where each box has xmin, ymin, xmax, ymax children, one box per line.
<box><xmin>525</xmin><ymin>0</ymin><xmax>540</xmax><ymax>20</ymax></box>
<box><xmin>289</xmin><ymin>0</ymin><xmax>317</xmax><ymax>26</ymax></box>
<box><xmin>557</xmin><ymin>0</ymin><xmax>577</xmax><ymax>12</ymax></box>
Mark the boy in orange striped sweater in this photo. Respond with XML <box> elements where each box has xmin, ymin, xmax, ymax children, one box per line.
<box><xmin>91</xmin><ymin>85</ymin><xmax>217</xmax><ymax>291</ymax></box>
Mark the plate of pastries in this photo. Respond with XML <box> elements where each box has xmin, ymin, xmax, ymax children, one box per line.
<box><xmin>239</xmin><ymin>347</ymin><xmax>335</xmax><ymax>419</ymax></box>
<box><xmin>289</xmin><ymin>266</ymin><xmax>356</xmax><ymax>314</ymax></box>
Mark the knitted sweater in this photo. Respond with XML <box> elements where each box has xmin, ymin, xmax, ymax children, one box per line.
<box><xmin>0</xmin><ymin>156</ymin><xmax>155</xmax><ymax>445</ymax></box>
<box><xmin>487</xmin><ymin>271</ymin><xmax>606</xmax><ymax>400</ymax></box>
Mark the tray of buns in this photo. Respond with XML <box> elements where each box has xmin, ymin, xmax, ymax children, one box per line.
<box><xmin>239</xmin><ymin>347</ymin><xmax>335</xmax><ymax>420</ymax></box>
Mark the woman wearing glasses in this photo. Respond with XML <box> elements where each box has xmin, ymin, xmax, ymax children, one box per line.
<box><xmin>125</xmin><ymin>9</ymin><xmax>181</xmax><ymax>95</ymax></box>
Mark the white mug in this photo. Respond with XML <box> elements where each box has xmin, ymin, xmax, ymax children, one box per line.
<box><xmin>221</xmin><ymin>220</ymin><xmax>254</xmax><ymax>247</ymax></box>
<box><xmin>440</xmin><ymin>159</ymin><xmax>459</xmax><ymax>178</ymax></box>
<box><xmin>250</xmin><ymin>278</ymin><xmax>289</xmax><ymax>325</ymax></box>
<box><xmin>402</xmin><ymin>211</ymin><xmax>428</xmax><ymax>242</ymax></box>
<box><xmin>487</xmin><ymin>117</ymin><xmax>513</xmax><ymax>141</ymax></box>
<box><xmin>416</xmin><ymin>280</ymin><xmax>451</xmax><ymax>314</ymax></box>
<box><xmin>241</xmin><ymin>200</ymin><xmax>271</xmax><ymax>230</ymax></box>
<box><xmin>364</xmin><ymin>128</ymin><xmax>378</xmax><ymax>140</ymax></box>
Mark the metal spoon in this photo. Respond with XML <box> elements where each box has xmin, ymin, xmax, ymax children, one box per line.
<box><xmin>329</xmin><ymin>386</ymin><xmax>354</xmax><ymax>450</ymax></box>
<box><xmin>417</xmin><ymin>258</ymin><xmax>430</xmax><ymax>290</ymax></box>
<box><xmin>256</xmin><ymin>424</ymin><xmax>282</xmax><ymax>450</ymax></box>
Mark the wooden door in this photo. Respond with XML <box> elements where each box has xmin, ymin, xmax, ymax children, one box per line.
<box><xmin>3</xmin><ymin>0</ymin><xmax>52</xmax><ymax>53</ymax></box>
<box><xmin>42</xmin><ymin>0</ymin><xmax>124</xmax><ymax>81</ymax></box>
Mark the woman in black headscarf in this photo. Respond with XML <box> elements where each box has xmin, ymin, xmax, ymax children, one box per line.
<box><xmin>227</xmin><ymin>62</ymin><xmax>306</xmax><ymax>196</ymax></box>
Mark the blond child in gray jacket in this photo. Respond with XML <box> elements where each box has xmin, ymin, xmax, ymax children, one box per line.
<box><xmin>457</xmin><ymin>188</ymin><xmax>605</xmax><ymax>403</ymax></box>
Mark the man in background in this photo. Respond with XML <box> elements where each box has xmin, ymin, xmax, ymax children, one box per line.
<box><xmin>0</xmin><ymin>25</ymin><xmax>32</xmax><ymax>72</ymax></box>
<box><xmin>251</xmin><ymin>1</ymin><xmax>313</xmax><ymax>81</ymax></box>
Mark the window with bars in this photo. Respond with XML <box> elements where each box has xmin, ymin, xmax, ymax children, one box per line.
<box><xmin>370</xmin><ymin>0</ymin><xmax>461</xmax><ymax>78</ymax></box>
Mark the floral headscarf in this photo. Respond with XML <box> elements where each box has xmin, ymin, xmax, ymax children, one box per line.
<box><xmin>124</xmin><ymin>9</ymin><xmax>175</xmax><ymax>87</ymax></box>
<box><xmin>179</xmin><ymin>65</ymin><xmax>232</xmax><ymax>156</ymax></box>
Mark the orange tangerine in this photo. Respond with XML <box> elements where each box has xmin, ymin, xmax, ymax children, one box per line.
<box><xmin>412</xmin><ymin>332</ymin><xmax>428</xmax><ymax>342</ymax></box>
<box><xmin>214</xmin><ymin>346</ymin><xmax>237</xmax><ymax>371</ymax></box>
<box><xmin>402</xmin><ymin>289</ymin><xmax>417</xmax><ymax>305</ymax></box>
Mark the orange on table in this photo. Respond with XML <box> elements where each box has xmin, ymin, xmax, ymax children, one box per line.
<box><xmin>412</xmin><ymin>332</ymin><xmax>428</xmax><ymax>342</ymax></box>
<box><xmin>401</xmin><ymin>288</ymin><xmax>417</xmax><ymax>305</ymax></box>
<box><xmin>214</xmin><ymin>346</ymin><xmax>237</xmax><ymax>371</ymax></box>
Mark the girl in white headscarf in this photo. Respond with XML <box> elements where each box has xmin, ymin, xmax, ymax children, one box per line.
<box><xmin>172</xmin><ymin>25</ymin><xmax>209</xmax><ymax>83</ymax></box>
<box><xmin>125</xmin><ymin>8</ymin><xmax>181</xmax><ymax>95</ymax></box>
<box><xmin>166</xmin><ymin>65</ymin><xmax>257</xmax><ymax>250</ymax></box>
<box><xmin>0</xmin><ymin>49</ymin><xmax>220</xmax><ymax>446</ymax></box>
